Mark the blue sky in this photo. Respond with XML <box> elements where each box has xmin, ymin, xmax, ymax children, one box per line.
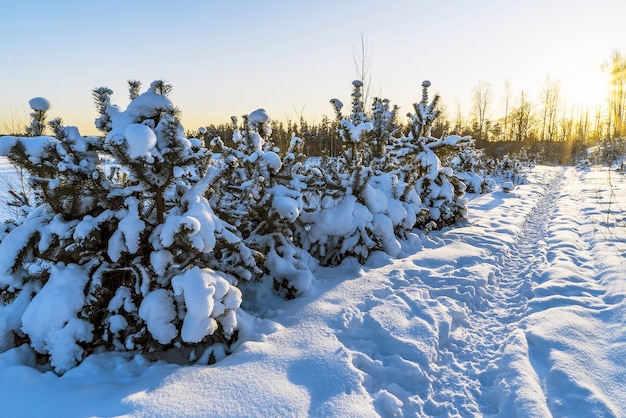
<box><xmin>1</xmin><ymin>0</ymin><xmax>625</xmax><ymax>135</ymax></box>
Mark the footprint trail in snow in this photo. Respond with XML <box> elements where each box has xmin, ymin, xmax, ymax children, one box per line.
<box><xmin>334</xmin><ymin>166</ymin><xmax>626</xmax><ymax>417</ymax></box>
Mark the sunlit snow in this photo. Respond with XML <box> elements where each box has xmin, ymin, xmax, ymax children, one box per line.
<box><xmin>0</xmin><ymin>160</ymin><xmax>624</xmax><ymax>416</ymax></box>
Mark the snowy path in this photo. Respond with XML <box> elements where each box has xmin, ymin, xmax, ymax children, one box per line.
<box><xmin>438</xmin><ymin>169</ymin><xmax>564</xmax><ymax>414</ymax></box>
<box><xmin>1</xmin><ymin>165</ymin><xmax>625</xmax><ymax>417</ymax></box>
<box><xmin>328</xmin><ymin>166</ymin><xmax>626</xmax><ymax>416</ymax></box>
<box><xmin>474</xmin><ymin>170</ymin><xmax>565</xmax><ymax>412</ymax></box>
<box><xmin>325</xmin><ymin>169</ymin><xmax>567</xmax><ymax>416</ymax></box>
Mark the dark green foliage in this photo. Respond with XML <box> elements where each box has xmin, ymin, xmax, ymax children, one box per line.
<box><xmin>0</xmin><ymin>81</ymin><xmax>248</xmax><ymax>373</ymax></box>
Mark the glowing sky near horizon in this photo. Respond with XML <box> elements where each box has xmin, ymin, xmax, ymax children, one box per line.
<box><xmin>1</xmin><ymin>0</ymin><xmax>625</xmax><ymax>135</ymax></box>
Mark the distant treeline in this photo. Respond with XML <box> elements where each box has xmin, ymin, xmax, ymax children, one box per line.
<box><xmin>190</xmin><ymin>118</ymin><xmax>600</xmax><ymax>166</ymax></box>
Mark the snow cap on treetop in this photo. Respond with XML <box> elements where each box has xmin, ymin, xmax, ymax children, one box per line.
<box><xmin>330</xmin><ymin>98</ymin><xmax>343</xmax><ymax>111</ymax></box>
<box><xmin>352</xmin><ymin>80</ymin><xmax>363</xmax><ymax>87</ymax></box>
<box><xmin>108</xmin><ymin>91</ymin><xmax>173</xmax><ymax>130</ymax></box>
<box><xmin>28</xmin><ymin>97</ymin><xmax>51</xmax><ymax>112</ymax></box>
<box><xmin>422</xmin><ymin>80</ymin><xmax>431</xmax><ymax>88</ymax></box>
<box><xmin>248</xmin><ymin>108</ymin><xmax>270</xmax><ymax>125</ymax></box>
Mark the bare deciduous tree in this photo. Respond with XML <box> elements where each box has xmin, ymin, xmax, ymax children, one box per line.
<box><xmin>502</xmin><ymin>80</ymin><xmax>511</xmax><ymax>141</ymax></box>
<box><xmin>471</xmin><ymin>81</ymin><xmax>491</xmax><ymax>140</ymax></box>
<box><xmin>540</xmin><ymin>77</ymin><xmax>561</xmax><ymax>141</ymax></box>
<box><xmin>604</xmin><ymin>50</ymin><xmax>626</xmax><ymax>138</ymax></box>
<box><xmin>0</xmin><ymin>105</ymin><xmax>27</xmax><ymax>135</ymax></box>
<box><xmin>353</xmin><ymin>33</ymin><xmax>373</xmax><ymax>110</ymax></box>
<box><xmin>510</xmin><ymin>91</ymin><xmax>534</xmax><ymax>142</ymax></box>
<box><xmin>450</xmin><ymin>100</ymin><xmax>464</xmax><ymax>135</ymax></box>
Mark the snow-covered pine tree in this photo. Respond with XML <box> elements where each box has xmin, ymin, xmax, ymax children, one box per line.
<box><xmin>298</xmin><ymin>81</ymin><xmax>408</xmax><ymax>264</ymax></box>
<box><xmin>128</xmin><ymin>79</ymin><xmax>142</xmax><ymax>100</ymax></box>
<box><xmin>93</xmin><ymin>87</ymin><xmax>114</xmax><ymax>134</ymax></box>
<box><xmin>208</xmin><ymin>110</ymin><xmax>316</xmax><ymax>300</ymax></box>
<box><xmin>253</xmin><ymin>132</ymin><xmax>317</xmax><ymax>300</ymax></box>
<box><xmin>487</xmin><ymin>154</ymin><xmax>530</xmax><ymax>189</ymax></box>
<box><xmin>330</xmin><ymin>80</ymin><xmax>374</xmax><ymax>196</ymax></box>
<box><xmin>386</xmin><ymin>80</ymin><xmax>469</xmax><ymax>229</ymax></box>
<box><xmin>298</xmin><ymin>81</ymin><xmax>381</xmax><ymax>264</ymax></box>
<box><xmin>25</xmin><ymin>97</ymin><xmax>51</xmax><ymax>137</ymax></box>
<box><xmin>0</xmin><ymin>81</ymin><xmax>252</xmax><ymax>373</ymax></box>
<box><xmin>410</xmin><ymin>80</ymin><xmax>441</xmax><ymax>139</ymax></box>
<box><xmin>97</xmin><ymin>80</ymin><xmax>255</xmax><ymax>363</ymax></box>
<box><xmin>369</xmin><ymin>97</ymin><xmax>399</xmax><ymax>165</ymax></box>
<box><xmin>209</xmin><ymin>111</ymin><xmax>275</xmax><ymax>236</ymax></box>
<box><xmin>448</xmin><ymin>146</ymin><xmax>496</xmax><ymax>194</ymax></box>
<box><xmin>0</xmin><ymin>115</ymin><xmax>115</xmax><ymax>373</ymax></box>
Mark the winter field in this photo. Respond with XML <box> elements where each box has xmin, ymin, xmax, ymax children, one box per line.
<box><xmin>0</xmin><ymin>159</ymin><xmax>624</xmax><ymax>417</ymax></box>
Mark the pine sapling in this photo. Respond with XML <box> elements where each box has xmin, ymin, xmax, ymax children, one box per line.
<box><xmin>25</xmin><ymin>97</ymin><xmax>51</xmax><ymax>137</ymax></box>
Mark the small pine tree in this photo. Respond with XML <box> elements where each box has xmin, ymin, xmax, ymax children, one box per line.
<box><xmin>93</xmin><ymin>87</ymin><xmax>114</xmax><ymax>134</ymax></box>
<box><xmin>409</xmin><ymin>80</ymin><xmax>441</xmax><ymax>138</ymax></box>
<box><xmin>330</xmin><ymin>80</ymin><xmax>374</xmax><ymax>197</ymax></box>
<box><xmin>400</xmin><ymin>81</ymin><xmax>467</xmax><ymax>228</ymax></box>
<box><xmin>369</xmin><ymin>97</ymin><xmax>399</xmax><ymax>163</ymax></box>
<box><xmin>128</xmin><ymin>79</ymin><xmax>142</xmax><ymax>100</ymax></box>
<box><xmin>209</xmin><ymin>109</ymin><xmax>316</xmax><ymax>298</ymax></box>
<box><xmin>0</xmin><ymin>81</ymin><xmax>252</xmax><ymax>373</ymax></box>
<box><xmin>25</xmin><ymin>97</ymin><xmax>51</xmax><ymax>137</ymax></box>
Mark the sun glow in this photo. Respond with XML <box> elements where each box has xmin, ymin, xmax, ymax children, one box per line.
<box><xmin>562</xmin><ymin>65</ymin><xmax>609</xmax><ymax>112</ymax></box>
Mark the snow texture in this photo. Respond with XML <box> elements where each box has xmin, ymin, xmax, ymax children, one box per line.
<box><xmin>109</xmin><ymin>92</ymin><xmax>173</xmax><ymax>130</ymax></box>
<box><xmin>138</xmin><ymin>289</ymin><xmax>177</xmax><ymax>344</ymax></box>
<box><xmin>108</xmin><ymin>197</ymin><xmax>145</xmax><ymax>262</ymax></box>
<box><xmin>0</xmin><ymin>206</ymin><xmax>52</xmax><ymax>288</ymax></box>
<box><xmin>0</xmin><ymin>161</ymin><xmax>625</xmax><ymax>416</ymax></box>
<box><xmin>270</xmin><ymin>185</ymin><xmax>301</xmax><ymax>223</ymax></box>
<box><xmin>0</xmin><ymin>136</ymin><xmax>55</xmax><ymax>164</ymax></box>
<box><xmin>21</xmin><ymin>263</ymin><xmax>93</xmax><ymax>374</ymax></box>
<box><xmin>171</xmin><ymin>267</ymin><xmax>241</xmax><ymax>343</ymax></box>
<box><xmin>340</xmin><ymin>119</ymin><xmax>373</xmax><ymax>142</ymax></box>
<box><xmin>123</xmin><ymin>123</ymin><xmax>158</xmax><ymax>159</ymax></box>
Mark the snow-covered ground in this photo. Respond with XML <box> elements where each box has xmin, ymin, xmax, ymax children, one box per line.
<box><xmin>1</xmin><ymin>163</ymin><xmax>625</xmax><ymax>417</ymax></box>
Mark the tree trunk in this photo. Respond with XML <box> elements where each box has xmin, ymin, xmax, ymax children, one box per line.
<box><xmin>156</xmin><ymin>186</ymin><xmax>165</xmax><ymax>224</ymax></box>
